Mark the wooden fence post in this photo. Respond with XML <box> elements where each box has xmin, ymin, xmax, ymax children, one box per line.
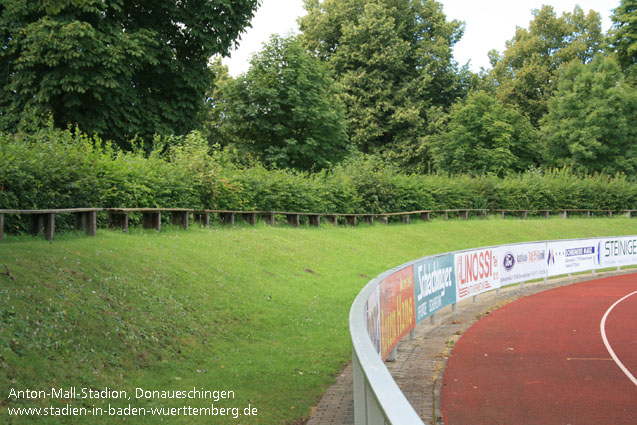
<box><xmin>194</xmin><ymin>213</ymin><xmax>210</xmax><ymax>227</ymax></box>
<box><xmin>308</xmin><ymin>215</ymin><xmax>321</xmax><ymax>227</ymax></box>
<box><xmin>31</xmin><ymin>214</ymin><xmax>44</xmax><ymax>236</ymax></box>
<box><xmin>44</xmin><ymin>213</ymin><xmax>55</xmax><ymax>240</ymax></box>
<box><xmin>171</xmin><ymin>211</ymin><xmax>189</xmax><ymax>229</ymax></box>
<box><xmin>87</xmin><ymin>211</ymin><xmax>97</xmax><ymax>236</ymax></box>
<box><xmin>108</xmin><ymin>211</ymin><xmax>129</xmax><ymax>232</ymax></box>
<box><xmin>143</xmin><ymin>212</ymin><xmax>161</xmax><ymax>231</ymax></box>
<box><xmin>286</xmin><ymin>214</ymin><xmax>300</xmax><ymax>227</ymax></box>
<box><xmin>242</xmin><ymin>212</ymin><xmax>257</xmax><ymax>226</ymax></box>
<box><xmin>261</xmin><ymin>212</ymin><xmax>275</xmax><ymax>226</ymax></box>
<box><xmin>75</xmin><ymin>211</ymin><xmax>87</xmax><ymax>232</ymax></box>
<box><xmin>220</xmin><ymin>212</ymin><xmax>235</xmax><ymax>226</ymax></box>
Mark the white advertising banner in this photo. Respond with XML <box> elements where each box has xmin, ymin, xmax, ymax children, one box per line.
<box><xmin>454</xmin><ymin>247</ymin><xmax>500</xmax><ymax>302</ymax></box>
<box><xmin>499</xmin><ymin>242</ymin><xmax>547</xmax><ymax>285</ymax></box>
<box><xmin>597</xmin><ymin>236</ymin><xmax>637</xmax><ymax>267</ymax></box>
<box><xmin>546</xmin><ymin>239</ymin><xmax>599</xmax><ymax>276</ymax></box>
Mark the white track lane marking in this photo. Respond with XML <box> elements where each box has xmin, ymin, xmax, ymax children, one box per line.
<box><xmin>600</xmin><ymin>290</ymin><xmax>637</xmax><ymax>387</ymax></box>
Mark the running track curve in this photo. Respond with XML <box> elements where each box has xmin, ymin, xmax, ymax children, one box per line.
<box><xmin>441</xmin><ymin>274</ymin><xmax>637</xmax><ymax>425</ymax></box>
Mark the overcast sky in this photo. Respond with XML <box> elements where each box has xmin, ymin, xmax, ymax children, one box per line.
<box><xmin>223</xmin><ymin>0</ymin><xmax>619</xmax><ymax>76</ymax></box>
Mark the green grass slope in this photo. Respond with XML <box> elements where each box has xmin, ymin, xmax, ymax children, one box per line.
<box><xmin>1</xmin><ymin>218</ymin><xmax>635</xmax><ymax>424</ymax></box>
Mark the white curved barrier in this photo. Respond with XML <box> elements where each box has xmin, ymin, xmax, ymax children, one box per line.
<box><xmin>350</xmin><ymin>235</ymin><xmax>637</xmax><ymax>425</ymax></box>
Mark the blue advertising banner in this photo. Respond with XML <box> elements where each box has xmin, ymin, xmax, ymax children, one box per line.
<box><xmin>413</xmin><ymin>254</ymin><xmax>456</xmax><ymax>323</ymax></box>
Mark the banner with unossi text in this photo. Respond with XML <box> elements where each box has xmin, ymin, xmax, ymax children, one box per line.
<box><xmin>454</xmin><ymin>248</ymin><xmax>500</xmax><ymax>302</ymax></box>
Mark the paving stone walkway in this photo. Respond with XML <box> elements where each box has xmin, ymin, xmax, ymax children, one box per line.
<box><xmin>306</xmin><ymin>271</ymin><xmax>629</xmax><ymax>425</ymax></box>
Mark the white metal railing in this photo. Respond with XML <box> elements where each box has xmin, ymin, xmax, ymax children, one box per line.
<box><xmin>349</xmin><ymin>235</ymin><xmax>637</xmax><ymax>424</ymax></box>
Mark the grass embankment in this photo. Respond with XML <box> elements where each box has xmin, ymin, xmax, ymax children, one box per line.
<box><xmin>1</xmin><ymin>217</ymin><xmax>635</xmax><ymax>424</ymax></box>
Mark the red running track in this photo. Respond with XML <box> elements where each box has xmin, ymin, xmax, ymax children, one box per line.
<box><xmin>441</xmin><ymin>274</ymin><xmax>637</xmax><ymax>425</ymax></box>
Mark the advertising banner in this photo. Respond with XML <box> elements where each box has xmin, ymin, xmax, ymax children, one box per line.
<box><xmin>546</xmin><ymin>239</ymin><xmax>599</xmax><ymax>276</ymax></box>
<box><xmin>597</xmin><ymin>236</ymin><xmax>637</xmax><ymax>267</ymax></box>
<box><xmin>498</xmin><ymin>242</ymin><xmax>547</xmax><ymax>286</ymax></box>
<box><xmin>413</xmin><ymin>254</ymin><xmax>456</xmax><ymax>323</ymax></box>
<box><xmin>379</xmin><ymin>266</ymin><xmax>415</xmax><ymax>360</ymax></box>
<box><xmin>455</xmin><ymin>248</ymin><xmax>500</xmax><ymax>302</ymax></box>
<box><xmin>365</xmin><ymin>286</ymin><xmax>381</xmax><ymax>356</ymax></box>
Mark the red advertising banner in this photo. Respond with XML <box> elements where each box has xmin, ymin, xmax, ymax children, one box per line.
<box><xmin>379</xmin><ymin>265</ymin><xmax>416</xmax><ymax>360</ymax></box>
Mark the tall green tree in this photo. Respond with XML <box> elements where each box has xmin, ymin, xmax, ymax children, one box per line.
<box><xmin>610</xmin><ymin>0</ymin><xmax>637</xmax><ymax>81</ymax></box>
<box><xmin>488</xmin><ymin>5</ymin><xmax>604</xmax><ymax>127</ymax></box>
<box><xmin>0</xmin><ymin>0</ymin><xmax>259</xmax><ymax>146</ymax></box>
<box><xmin>429</xmin><ymin>91</ymin><xmax>539</xmax><ymax>175</ymax></box>
<box><xmin>219</xmin><ymin>35</ymin><xmax>348</xmax><ymax>172</ymax></box>
<box><xmin>202</xmin><ymin>57</ymin><xmax>232</xmax><ymax>145</ymax></box>
<box><xmin>299</xmin><ymin>0</ymin><xmax>468</xmax><ymax>166</ymax></box>
<box><xmin>542</xmin><ymin>55</ymin><xmax>637</xmax><ymax>175</ymax></box>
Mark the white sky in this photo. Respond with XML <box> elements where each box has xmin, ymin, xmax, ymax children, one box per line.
<box><xmin>223</xmin><ymin>0</ymin><xmax>619</xmax><ymax>76</ymax></box>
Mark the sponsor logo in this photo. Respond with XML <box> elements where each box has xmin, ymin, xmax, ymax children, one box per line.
<box><xmin>603</xmin><ymin>239</ymin><xmax>637</xmax><ymax>257</ymax></box>
<box><xmin>503</xmin><ymin>252</ymin><xmax>515</xmax><ymax>271</ymax></box>
<box><xmin>547</xmin><ymin>249</ymin><xmax>555</xmax><ymax>265</ymax></box>
<box><xmin>565</xmin><ymin>246</ymin><xmax>595</xmax><ymax>257</ymax></box>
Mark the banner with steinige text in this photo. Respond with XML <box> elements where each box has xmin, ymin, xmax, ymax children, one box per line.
<box><xmin>597</xmin><ymin>236</ymin><xmax>637</xmax><ymax>267</ymax></box>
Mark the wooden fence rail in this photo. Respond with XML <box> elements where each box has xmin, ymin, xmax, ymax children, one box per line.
<box><xmin>1</xmin><ymin>208</ymin><xmax>635</xmax><ymax>243</ymax></box>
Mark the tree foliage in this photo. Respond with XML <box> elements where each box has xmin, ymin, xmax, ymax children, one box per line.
<box><xmin>429</xmin><ymin>91</ymin><xmax>539</xmax><ymax>175</ymax></box>
<box><xmin>299</xmin><ymin>0</ymin><xmax>468</xmax><ymax>164</ymax></box>
<box><xmin>219</xmin><ymin>35</ymin><xmax>348</xmax><ymax>171</ymax></box>
<box><xmin>610</xmin><ymin>0</ymin><xmax>637</xmax><ymax>81</ymax></box>
<box><xmin>488</xmin><ymin>5</ymin><xmax>604</xmax><ymax>126</ymax></box>
<box><xmin>0</xmin><ymin>0</ymin><xmax>259</xmax><ymax>146</ymax></box>
<box><xmin>542</xmin><ymin>55</ymin><xmax>637</xmax><ymax>175</ymax></box>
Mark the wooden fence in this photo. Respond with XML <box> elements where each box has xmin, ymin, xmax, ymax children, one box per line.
<box><xmin>1</xmin><ymin>208</ymin><xmax>635</xmax><ymax>243</ymax></box>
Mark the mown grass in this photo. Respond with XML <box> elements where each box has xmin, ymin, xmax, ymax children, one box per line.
<box><xmin>1</xmin><ymin>217</ymin><xmax>635</xmax><ymax>424</ymax></box>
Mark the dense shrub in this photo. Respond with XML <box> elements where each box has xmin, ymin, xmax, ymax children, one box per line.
<box><xmin>1</xmin><ymin>128</ymin><xmax>636</xmax><ymax>234</ymax></box>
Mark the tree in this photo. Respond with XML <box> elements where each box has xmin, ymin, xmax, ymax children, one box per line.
<box><xmin>542</xmin><ymin>55</ymin><xmax>637</xmax><ymax>175</ymax></box>
<box><xmin>429</xmin><ymin>91</ymin><xmax>540</xmax><ymax>175</ymax></box>
<box><xmin>219</xmin><ymin>35</ymin><xmax>348</xmax><ymax>171</ymax></box>
<box><xmin>0</xmin><ymin>0</ymin><xmax>259</xmax><ymax>146</ymax></box>
<box><xmin>299</xmin><ymin>0</ymin><xmax>468</xmax><ymax>164</ymax></box>
<box><xmin>488</xmin><ymin>5</ymin><xmax>605</xmax><ymax>127</ymax></box>
<box><xmin>609</xmin><ymin>0</ymin><xmax>637</xmax><ymax>81</ymax></box>
<box><xmin>201</xmin><ymin>57</ymin><xmax>232</xmax><ymax>145</ymax></box>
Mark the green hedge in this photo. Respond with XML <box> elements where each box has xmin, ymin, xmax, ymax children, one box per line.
<box><xmin>1</xmin><ymin>128</ymin><xmax>635</xmax><ymax>233</ymax></box>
